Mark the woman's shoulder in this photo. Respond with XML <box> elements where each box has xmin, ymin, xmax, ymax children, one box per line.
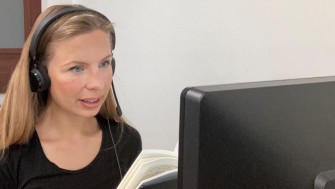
<box><xmin>121</xmin><ymin>123</ymin><xmax>142</xmax><ymax>151</ymax></box>
<box><xmin>121</xmin><ymin>122</ymin><xmax>141</xmax><ymax>140</ymax></box>
<box><xmin>96</xmin><ymin>115</ymin><xmax>142</xmax><ymax>147</ymax></box>
<box><xmin>97</xmin><ymin>116</ymin><xmax>140</xmax><ymax>137</ymax></box>
<box><xmin>0</xmin><ymin>134</ymin><xmax>37</xmax><ymax>167</ymax></box>
<box><xmin>0</xmin><ymin>141</ymin><xmax>32</xmax><ymax>187</ymax></box>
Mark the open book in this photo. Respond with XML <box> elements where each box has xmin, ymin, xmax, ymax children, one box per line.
<box><xmin>117</xmin><ymin>144</ymin><xmax>178</xmax><ymax>189</ymax></box>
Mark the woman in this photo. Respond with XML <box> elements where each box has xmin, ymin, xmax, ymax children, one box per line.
<box><xmin>0</xmin><ymin>4</ymin><xmax>141</xmax><ymax>188</ymax></box>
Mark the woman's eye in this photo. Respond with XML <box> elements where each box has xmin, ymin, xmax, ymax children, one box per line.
<box><xmin>99</xmin><ymin>60</ymin><xmax>111</xmax><ymax>68</ymax></box>
<box><xmin>70</xmin><ymin>66</ymin><xmax>84</xmax><ymax>72</ymax></box>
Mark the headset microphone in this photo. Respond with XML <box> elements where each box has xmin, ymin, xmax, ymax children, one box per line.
<box><xmin>111</xmin><ymin>58</ymin><xmax>122</xmax><ymax>117</ymax></box>
<box><xmin>112</xmin><ymin>83</ymin><xmax>122</xmax><ymax>117</ymax></box>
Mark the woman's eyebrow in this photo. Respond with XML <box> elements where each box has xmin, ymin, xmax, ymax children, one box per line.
<box><xmin>99</xmin><ymin>54</ymin><xmax>113</xmax><ymax>61</ymax></box>
<box><xmin>63</xmin><ymin>54</ymin><xmax>113</xmax><ymax>66</ymax></box>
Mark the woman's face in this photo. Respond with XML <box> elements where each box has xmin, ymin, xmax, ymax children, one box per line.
<box><xmin>46</xmin><ymin>30</ymin><xmax>113</xmax><ymax>118</ymax></box>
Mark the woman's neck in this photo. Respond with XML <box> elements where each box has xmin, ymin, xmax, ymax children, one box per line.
<box><xmin>35</xmin><ymin>106</ymin><xmax>100</xmax><ymax>140</ymax></box>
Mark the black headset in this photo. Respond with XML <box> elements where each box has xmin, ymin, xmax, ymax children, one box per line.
<box><xmin>29</xmin><ymin>6</ymin><xmax>122</xmax><ymax>116</ymax></box>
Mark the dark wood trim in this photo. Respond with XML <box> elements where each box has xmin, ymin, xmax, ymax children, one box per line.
<box><xmin>0</xmin><ymin>0</ymin><xmax>41</xmax><ymax>92</ymax></box>
<box><xmin>24</xmin><ymin>0</ymin><xmax>41</xmax><ymax>39</ymax></box>
<box><xmin>0</xmin><ymin>48</ymin><xmax>22</xmax><ymax>54</ymax></box>
<box><xmin>0</xmin><ymin>49</ymin><xmax>22</xmax><ymax>92</ymax></box>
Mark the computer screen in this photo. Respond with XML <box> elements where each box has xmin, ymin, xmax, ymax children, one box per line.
<box><xmin>178</xmin><ymin>76</ymin><xmax>335</xmax><ymax>189</ymax></box>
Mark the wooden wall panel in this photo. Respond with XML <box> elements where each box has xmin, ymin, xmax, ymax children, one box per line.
<box><xmin>0</xmin><ymin>49</ymin><xmax>21</xmax><ymax>92</ymax></box>
<box><xmin>0</xmin><ymin>0</ymin><xmax>40</xmax><ymax>92</ymax></box>
<box><xmin>24</xmin><ymin>0</ymin><xmax>41</xmax><ymax>38</ymax></box>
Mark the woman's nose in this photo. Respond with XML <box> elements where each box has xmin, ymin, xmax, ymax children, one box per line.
<box><xmin>86</xmin><ymin>69</ymin><xmax>105</xmax><ymax>90</ymax></box>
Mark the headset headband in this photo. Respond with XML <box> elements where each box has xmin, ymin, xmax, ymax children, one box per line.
<box><xmin>29</xmin><ymin>6</ymin><xmax>115</xmax><ymax>65</ymax></box>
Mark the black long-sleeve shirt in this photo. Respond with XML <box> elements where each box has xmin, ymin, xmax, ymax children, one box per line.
<box><xmin>0</xmin><ymin>116</ymin><xmax>142</xmax><ymax>189</ymax></box>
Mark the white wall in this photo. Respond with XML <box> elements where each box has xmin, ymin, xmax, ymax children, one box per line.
<box><xmin>0</xmin><ymin>1</ymin><xmax>24</xmax><ymax>48</ymax></box>
<box><xmin>42</xmin><ymin>0</ymin><xmax>72</xmax><ymax>9</ymax></box>
<box><xmin>42</xmin><ymin>0</ymin><xmax>335</xmax><ymax>150</ymax></box>
<box><xmin>0</xmin><ymin>94</ymin><xmax>4</xmax><ymax>105</ymax></box>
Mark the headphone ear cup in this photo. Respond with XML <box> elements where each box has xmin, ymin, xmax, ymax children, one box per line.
<box><xmin>29</xmin><ymin>65</ymin><xmax>51</xmax><ymax>92</ymax></box>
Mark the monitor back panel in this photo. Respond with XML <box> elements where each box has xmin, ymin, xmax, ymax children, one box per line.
<box><xmin>178</xmin><ymin>76</ymin><xmax>335</xmax><ymax>189</ymax></box>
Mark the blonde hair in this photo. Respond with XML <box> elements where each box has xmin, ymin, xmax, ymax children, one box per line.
<box><xmin>0</xmin><ymin>5</ymin><xmax>124</xmax><ymax>156</ymax></box>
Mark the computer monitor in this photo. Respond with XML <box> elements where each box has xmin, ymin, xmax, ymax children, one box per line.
<box><xmin>178</xmin><ymin>76</ymin><xmax>335</xmax><ymax>189</ymax></box>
